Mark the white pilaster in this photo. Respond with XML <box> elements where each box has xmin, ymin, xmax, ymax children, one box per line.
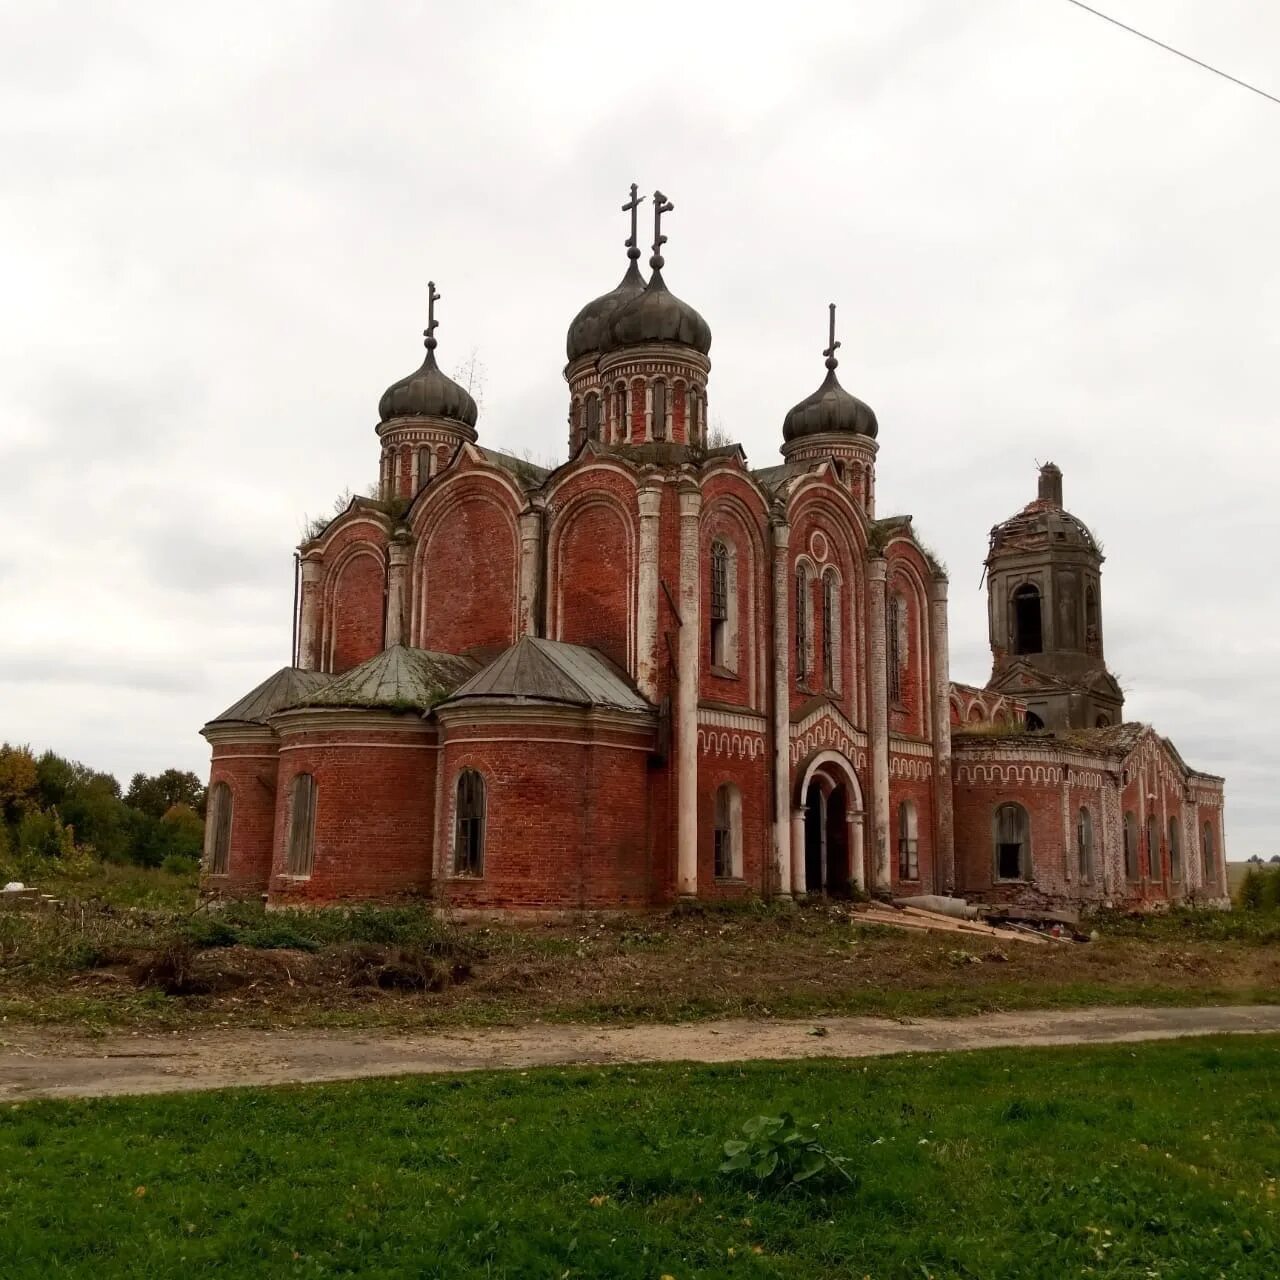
<box><xmin>790</xmin><ymin>807</ymin><xmax>806</xmax><ymax>896</ymax></box>
<box><xmin>771</xmin><ymin>517</ymin><xmax>793</xmax><ymax>898</ymax></box>
<box><xmin>517</xmin><ymin>509</ymin><xmax>544</xmax><ymax>638</ymax></box>
<box><xmin>868</xmin><ymin>555</ymin><xmax>891</xmax><ymax>892</ymax></box>
<box><xmin>384</xmin><ymin>537</ymin><xmax>412</xmax><ymax>648</ymax></box>
<box><xmin>636</xmin><ymin>484</ymin><xmax>663</xmax><ymax>702</ymax></box>
<box><xmin>677</xmin><ymin>483</ymin><xmax>702</xmax><ymax>898</ymax></box>
<box><xmin>929</xmin><ymin>575</ymin><xmax>954</xmax><ymax>894</ymax></box>
<box><xmin>298</xmin><ymin>557</ymin><xmax>324</xmax><ymax>670</ymax></box>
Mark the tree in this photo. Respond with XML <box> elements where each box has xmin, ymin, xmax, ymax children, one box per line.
<box><xmin>0</xmin><ymin>744</ymin><xmax>38</xmax><ymax>825</ymax></box>
<box><xmin>126</xmin><ymin>769</ymin><xmax>206</xmax><ymax>820</ymax></box>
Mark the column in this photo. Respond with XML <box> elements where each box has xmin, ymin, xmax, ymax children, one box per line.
<box><xmin>868</xmin><ymin>555</ymin><xmax>891</xmax><ymax>892</ymax></box>
<box><xmin>635</xmin><ymin>485</ymin><xmax>663</xmax><ymax>701</ymax></box>
<box><xmin>298</xmin><ymin>556</ymin><xmax>324</xmax><ymax>670</ymax></box>
<box><xmin>929</xmin><ymin>575</ymin><xmax>955</xmax><ymax>895</ymax></box>
<box><xmin>384</xmin><ymin>537</ymin><xmax>412</xmax><ymax>648</ymax></box>
<box><xmin>850</xmin><ymin>815</ymin><xmax>866</xmax><ymax>893</ymax></box>
<box><xmin>517</xmin><ymin>508</ymin><xmax>544</xmax><ymax>638</ymax></box>
<box><xmin>770</xmin><ymin>517</ymin><xmax>793</xmax><ymax>898</ymax></box>
<box><xmin>676</xmin><ymin>484</ymin><xmax>702</xmax><ymax>898</ymax></box>
<box><xmin>790</xmin><ymin>807</ymin><xmax>806</xmax><ymax>896</ymax></box>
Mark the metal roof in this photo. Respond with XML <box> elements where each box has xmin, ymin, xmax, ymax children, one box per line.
<box><xmin>442</xmin><ymin>638</ymin><xmax>651</xmax><ymax>712</ymax></box>
<box><xmin>206</xmin><ymin>667</ymin><xmax>333</xmax><ymax>727</ymax></box>
<box><xmin>296</xmin><ymin>646</ymin><xmax>480</xmax><ymax>713</ymax></box>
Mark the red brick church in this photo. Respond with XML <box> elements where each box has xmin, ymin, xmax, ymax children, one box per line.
<box><xmin>201</xmin><ymin>190</ymin><xmax>1228</xmax><ymax>913</ymax></box>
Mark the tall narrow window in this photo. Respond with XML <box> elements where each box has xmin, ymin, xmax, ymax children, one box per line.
<box><xmin>417</xmin><ymin>445</ymin><xmax>433</xmax><ymax>490</ymax></box>
<box><xmin>795</xmin><ymin>566</ymin><xmax>810</xmax><ymax>682</ymax></box>
<box><xmin>1012</xmin><ymin>584</ymin><xmax>1043</xmax><ymax>655</ymax></box>
<box><xmin>821</xmin><ymin>575</ymin><xmax>835</xmax><ymax>689</ymax></box>
<box><xmin>1077</xmin><ymin>806</ymin><xmax>1093</xmax><ymax>881</ymax></box>
<box><xmin>887</xmin><ymin>595</ymin><xmax>903</xmax><ymax>703</ymax></box>
<box><xmin>585</xmin><ymin>393</ymin><xmax>600</xmax><ymax>441</ymax></box>
<box><xmin>1201</xmin><ymin>822</ymin><xmax>1215</xmax><ymax>882</ymax></box>
<box><xmin>285</xmin><ymin>773</ymin><xmax>317</xmax><ymax>876</ymax></box>
<box><xmin>615</xmin><ymin>385</ymin><xmax>627</xmax><ymax>440</ymax></box>
<box><xmin>1146</xmin><ymin>813</ymin><xmax>1160</xmax><ymax>880</ymax></box>
<box><xmin>1085</xmin><ymin>584</ymin><xmax>1099</xmax><ymax>655</ymax></box>
<box><xmin>453</xmin><ymin>769</ymin><xmax>486</xmax><ymax>876</ymax></box>
<box><xmin>897</xmin><ymin>800</ymin><xmax>919</xmax><ymax>880</ymax></box>
<box><xmin>1123</xmin><ymin>812</ymin><xmax>1139</xmax><ymax>881</ymax></box>
<box><xmin>994</xmin><ymin>802</ymin><xmax>1029</xmax><ymax>881</ymax></box>
<box><xmin>689</xmin><ymin>388</ymin><xmax>700</xmax><ymax>444</ymax></box>
<box><xmin>710</xmin><ymin>540</ymin><xmax>728</xmax><ymax>667</ymax></box>
<box><xmin>1168</xmin><ymin>817</ymin><xmax>1182</xmax><ymax>881</ymax></box>
<box><xmin>713</xmin><ymin>783</ymin><xmax>741</xmax><ymax>879</ymax></box>
<box><xmin>652</xmin><ymin>380</ymin><xmax>667</xmax><ymax>441</ymax></box>
<box><xmin>206</xmin><ymin>781</ymin><xmax>233</xmax><ymax>875</ymax></box>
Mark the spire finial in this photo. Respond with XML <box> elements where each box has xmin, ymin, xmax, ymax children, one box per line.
<box><xmin>423</xmin><ymin>281</ymin><xmax>441</xmax><ymax>352</ymax></box>
<box><xmin>622</xmin><ymin>183</ymin><xmax>647</xmax><ymax>262</ymax></box>
<box><xmin>823</xmin><ymin>302</ymin><xmax>841</xmax><ymax>371</ymax></box>
<box><xmin>650</xmin><ymin>189</ymin><xmax>673</xmax><ymax>271</ymax></box>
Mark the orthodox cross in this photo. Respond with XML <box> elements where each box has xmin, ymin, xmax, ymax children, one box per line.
<box><xmin>823</xmin><ymin>302</ymin><xmax>841</xmax><ymax>368</ymax></box>
<box><xmin>651</xmin><ymin>189</ymin><xmax>674</xmax><ymax>267</ymax></box>
<box><xmin>622</xmin><ymin>183</ymin><xmax>646</xmax><ymax>256</ymax></box>
<box><xmin>424</xmin><ymin>281</ymin><xmax>441</xmax><ymax>350</ymax></box>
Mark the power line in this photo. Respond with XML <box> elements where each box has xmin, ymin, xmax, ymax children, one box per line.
<box><xmin>1063</xmin><ymin>0</ymin><xmax>1280</xmax><ymax>108</ymax></box>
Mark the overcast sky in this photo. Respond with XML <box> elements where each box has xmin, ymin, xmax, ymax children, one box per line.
<box><xmin>2</xmin><ymin>1</ymin><xmax>1276</xmax><ymax>854</ymax></box>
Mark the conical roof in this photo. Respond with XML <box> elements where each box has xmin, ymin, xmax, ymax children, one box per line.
<box><xmin>205</xmin><ymin>667</ymin><xmax>333</xmax><ymax>728</ymax></box>
<box><xmin>441</xmin><ymin>637</ymin><xmax>650</xmax><ymax>712</ymax></box>
<box><xmin>293</xmin><ymin>646</ymin><xmax>480</xmax><ymax>713</ymax></box>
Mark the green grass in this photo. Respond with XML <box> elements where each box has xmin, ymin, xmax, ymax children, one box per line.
<box><xmin>1096</xmin><ymin>906</ymin><xmax>1280</xmax><ymax>946</ymax></box>
<box><xmin>1</xmin><ymin>1036</ymin><xmax>1276</xmax><ymax>1277</ymax></box>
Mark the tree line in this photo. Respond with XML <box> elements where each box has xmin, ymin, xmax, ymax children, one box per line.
<box><xmin>0</xmin><ymin>744</ymin><xmax>205</xmax><ymax>880</ymax></box>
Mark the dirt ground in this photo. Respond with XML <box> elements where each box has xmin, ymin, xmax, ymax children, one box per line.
<box><xmin>2</xmin><ymin>1005</ymin><xmax>1277</xmax><ymax>1102</ymax></box>
<box><xmin>5</xmin><ymin>905</ymin><xmax>1278</xmax><ymax>1032</ymax></box>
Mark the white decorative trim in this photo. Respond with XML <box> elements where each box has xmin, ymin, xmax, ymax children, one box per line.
<box><xmin>790</xmin><ymin>702</ymin><xmax>868</xmax><ymax>769</ymax></box>
<box><xmin>278</xmin><ymin>741</ymin><xmax>440</xmax><ymax>753</ymax></box>
<box><xmin>699</xmin><ymin>707</ymin><xmax>768</xmax><ymax>731</ymax></box>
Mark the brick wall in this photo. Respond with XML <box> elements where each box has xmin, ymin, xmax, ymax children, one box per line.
<box><xmin>202</xmin><ymin>737</ymin><xmax>279</xmax><ymax>898</ymax></box>
<box><xmin>698</xmin><ymin>743</ymin><xmax>770</xmax><ymax>897</ymax></box>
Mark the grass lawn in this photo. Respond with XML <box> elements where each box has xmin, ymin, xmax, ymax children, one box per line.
<box><xmin>1</xmin><ymin>1036</ymin><xmax>1276</xmax><ymax>1278</ymax></box>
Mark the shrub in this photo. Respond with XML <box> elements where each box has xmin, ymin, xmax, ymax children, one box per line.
<box><xmin>719</xmin><ymin>1113</ymin><xmax>855</xmax><ymax>1190</ymax></box>
<box><xmin>161</xmin><ymin>854</ymin><xmax>200</xmax><ymax>878</ymax></box>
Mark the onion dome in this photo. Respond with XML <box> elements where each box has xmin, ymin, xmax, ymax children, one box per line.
<box><xmin>566</xmin><ymin>258</ymin><xmax>647</xmax><ymax>362</ymax></box>
<box><xmin>378</xmin><ymin>282</ymin><xmax>478</xmax><ymax>426</ymax></box>
<box><xmin>782</xmin><ymin>304</ymin><xmax>878</xmax><ymax>441</ymax></box>
<box><xmin>603</xmin><ymin>190</ymin><xmax>712</xmax><ymax>356</ymax></box>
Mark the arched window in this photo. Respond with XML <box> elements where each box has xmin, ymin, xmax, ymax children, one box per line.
<box><xmin>994</xmin><ymin>803</ymin><xmax>1030</xmax><ymax>881</ymax></box>
<box><xmin>1201</xmin><ymin>821</ymin><xmax>1215</xmax><ymax>882</ymax></box>
<box><xmin>897</xmin><ymin>800</ymin><xmax>919</xmax><ymax>880</ymax></box>
<box><xmin>417</xmin><ymin>445</ymin><xmax>433</xmax><ymax>490</ymax></box>
<box><xmin>795</xmin><ymin>564</ymin><xmax>811</xmax><ymax>682</ymax></box>
<box><xmin>585</xmin><ymin>393</ymin><xmax>601</xmax><ymax>441</ymax></box>
<box><xmin>1168</xmin><ymin>816</ymin><xmax>1182</xmax><ymax>881</ymax></box>
<box><xmin>1146</xmin><ymin>812</ymin><xmax>1160</xmax><ymax>880</ymax></box>
<box><xmin>1026</xmin><ymin>711</ymin><xmax>1045</xmax><ymax>730</ymax></box>
<box><xmin>453</xmin><ymin>770</ymin><xmax>486</xmax><ymax>877</ymax></box>
<box><xmin>688</xmin><ymin>388</ymin><xmax>701</xmax><ymax>444</ymax></box>
<box><xmin>1095</xmin><ymin>714</ymin><xmax>1110</xmax><ymax>728</ymax></box>
<box><xmin>1077</xmin><ymin>806</ymin><xmax>1092</xmax><ymax>881</ymax></box>
<box><xmin>821</xmin><ymin>574</ymin><xmax>835</xmax><ymax>688</ymax></box>
<box><xmin>206</xmin><ymin>781</ymin><xmax>233</xmax><ymax>875</ymax></box>
<box><xmin>1123</xmin><ymin>811</ymin><xmax>1139</xmax><ymax>882</ymax></box>
<box><xmin>285</xmin><ymin>773</ymin><xmax>317</xmax><ymax>876</ymax></box>
<box><xmin>1085</xmin><ymin>585</ymin><xmax>1099</xmax><ymax>654</ymax></box>
<box><xmin>709</xmin><ymin>539</ymin><xmax>737</xmax><ymax>671</ymax></box>
<box><xmin>651</xmin><ymin>380</ymin><xmax>667</xmax><ymax>440</ymax></box>
<box><xmin>614</xmin><ymin>384</ymin><xmax>628</xmax><ymax>440</ymax></box>
<box><xmin>1012</xmin><ymin>584</ymin><xmax>1043</xmax><ymax>655</ymax></box>
<box><xmin>887</xmin><ymin>595</ymin><xmax>903</xmax><ymax>704</ymax></box>
<box><xmin>713</xmin><ymin>783</ymin><xmax>742</xmax><ymax>879</ymax></box>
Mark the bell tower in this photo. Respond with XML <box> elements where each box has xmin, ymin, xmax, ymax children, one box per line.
<box><xmin>984</xmin><ymin>463</ymin><xmax>1123</xmax><ymax>730</ymax></box>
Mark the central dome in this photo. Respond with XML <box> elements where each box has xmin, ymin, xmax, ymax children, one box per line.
<box><xmin>566</xmin><ymin>258</ymin><xmax>647</xmax><ymax>363</ymax></box>
<box><xmin>782</xmin><ymin>365</ymin><xmax>878</xmax><ymax>441</ymax></box>
<box><xmin>604</xmin><ymin>267</ymin><xmax>712</xmax><ymax>355</ymax></box>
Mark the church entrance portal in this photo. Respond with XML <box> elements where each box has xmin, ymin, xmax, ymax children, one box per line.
<box><xmin>802</xmin><ymin>778</ymin><xmax>852</xmax><ymax>897</ymax></box>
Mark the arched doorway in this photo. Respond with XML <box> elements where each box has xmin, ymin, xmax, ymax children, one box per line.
<box><xmin>794</xmin><ymin>751</ymin><xmax>865</xmax><ymax>897</ymax></box>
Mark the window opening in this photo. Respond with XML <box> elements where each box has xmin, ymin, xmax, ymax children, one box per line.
<box><xmin>1012</xmin><ymin>584</ymin><xmax>1043</xmax><ymax>655</ymax></box>
<box><xmin>1147</xmin><ymin>813</ymin><xmax>1159</xmax><ymax>880</ymax></box>
<box><xmin>1123</xmin><ymin>812</ymin><xmax>1139</xmax><ymax>881</ymax></box>
<box><xmin>585</xmin><ymin>393</ymin><xmax>600</xmax><ymax>441</ymax></box>
<box><xmin>994</xmin><ymin>802</ymin><xmax>1029</xmax><ymax>880</ymax></box>
<box><xmin>1168</xmin><ymin>817</ymin><xmax>1181</xmax><ymax>880</ymax></box>
<box><xmin>822</xmin><ymin>575</ymin><xmax>835</xmax><ymax>688</ymax></box>
<box><xmin>453</xmin><ymin>770</ymin><xmax>486</xmax><ymax>876</ymax></box>
<box><xmin>652</xmin><ymin>380</ymin><xmax>667</xmax><ymax>441</ymax></box>
<box><xmin>286</xmin><ymin>773</ymin><xmax>317</xmax><ymax>876</ymax></box>
<box><xmin>1202</xmin><ymin>822</ymin><xmax>1215</xmax><ymax>882</ymax></box>
<box><xmin>710</xmin><ymin>540</ymin><xmax>728</xmax><ymax>667</ymax></box>
<box><xmin>1077</xmin><ymin>806</ymin><xmax>1092</xmax><ymax>881</ymax></box>
<box><xmin>1025</xmin><ymin>711</ymin><xmax>1045</xmax><ymax>730</ymax></box>
<box><xmin>887</xmin><ymin>595</ymin><xmax>903</xmax><ymax>703</ymax></box>
<box><xmin>897</xmin><ymin>800</ymin><xmax>919</xmax><ymax>880</ymax></box>
<box><xmin>207</xmin><ymin>781</ymin><xmax>232</xmax><ymax>875</ymax></box>
<box><xmin>713</xmin><ymin>784</ymin><xmax>740</xmax><ymax>879</ymax></box>
<box><xmin>795</xmin><ymin>566</ymin><xmax>809</xmax><ymax>681</ymax></box>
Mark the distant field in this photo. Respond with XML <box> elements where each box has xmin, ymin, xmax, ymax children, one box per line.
<box><xmin>1</xmin><ymin>1036</ymin><xmax>1276</xmax><ymax>1277</ymax></box>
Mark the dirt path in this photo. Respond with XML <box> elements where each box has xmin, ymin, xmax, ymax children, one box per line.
<box><xmin>2</xmin><ymin>1005</ymin><xmax>1277</xmax><ymax>1102</ymax></box>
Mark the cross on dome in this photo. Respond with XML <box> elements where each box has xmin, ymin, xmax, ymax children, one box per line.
<box><xmin>650</xmin><ymin>189</ymin><xmax>673</xmax><ymax>271</ymax></box>
<box><xmin>823</xmin><ymin>302</ymin><xmax>841</xmax><ymax>370</ymax></box>
<box><xmin>423</xmin><ymin>281</ymin><xmax>441</xmax><ymax>352</ymax></box>
<box><xmin>622</xmin><ymin>183</ymin><xmax>647</xmax><ymax>262</ymax></box>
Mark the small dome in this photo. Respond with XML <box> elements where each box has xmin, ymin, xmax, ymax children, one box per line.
<box><xmin>989</xmin><ymin>466</ymin><xmax>1099</xmax><ymax>557</ymax></box>
<box><xmin>605</xmin><ymin>268</ymin><xmax>712</xmax><ymax>356</ymax></box>
<box><xmin>378</xmin><ymin>344</ymin><xmax>478</xmax><ymax>427</ymax></box>
<box><xmin>566</xmin><ymin>259</ymin><xmax>647</xmax><ymax>362</ymax></box>
<box><xmin>782</xmin><ymin>365</ymin><xmax>878</xmax><ymax>441</ymax></box>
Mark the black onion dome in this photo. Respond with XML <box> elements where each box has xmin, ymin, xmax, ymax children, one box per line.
<box><xmin>378</xmin><ymin>345</ymin><xmax>478</xmax><ymax>427</ymax></box>
<box><xmin>782</xmin><ymin>363</ymin><xmax>878</xmax><ymax>442</ymax></box>
<box><xmin>566</xmin><ymin>259</ymin><xmax>647</xmax><ymax>362</ymax></box>
<box><xmin>604</xmin><ymin>268</ymin><xmax>712</xmax><ymax>356</ymax></box>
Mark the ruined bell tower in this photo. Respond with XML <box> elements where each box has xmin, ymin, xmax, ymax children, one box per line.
<box><xmin>983</xmin><ymin>463</ymin><xmax>1124</xmax><ymax>730</ymax></box>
